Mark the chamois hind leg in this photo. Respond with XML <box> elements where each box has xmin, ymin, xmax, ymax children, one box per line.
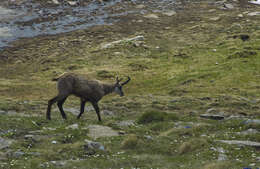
<box><xmin>91</xmin><ymin>102</ymin><xmax>101</xmax><ymax>122</ymax></box>
<box><xmin>77</xmin><ymin>98</ymin><xmax>86</xmax><ymax>119</ymax></box>
<box><xmin>46</xmin><ymin>96</ymin><xmax>59</xmax><ymax>120</ymax></box>
<box><xmin>57</xmin><ymin>97</ymin><xmax>68</xmax><ymax>120</ymax></box>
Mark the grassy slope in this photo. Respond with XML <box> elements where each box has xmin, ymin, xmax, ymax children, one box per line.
<box><xmin>0</xmin><ymin>1</ymin><xmax>260</xmax><ymax>169</ymax></box>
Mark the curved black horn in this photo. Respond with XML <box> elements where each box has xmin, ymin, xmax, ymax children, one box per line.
<box><xmin>121</xmin><ymin>76</ymin><xmax>131</xmax><ymax>86</ymax></box>
<box><xmin>116</xmin><ymin>76</ymin><xmax>123</xmax><ymax>83</ymax></box>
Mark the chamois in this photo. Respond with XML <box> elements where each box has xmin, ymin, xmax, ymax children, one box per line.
<box><xmin>46</xmin><ymin>73</ymin><xmax>131</xmax><ymax>121</ymax></box>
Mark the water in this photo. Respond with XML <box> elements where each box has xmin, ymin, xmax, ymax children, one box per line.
<box><xmin>0</xmin><ymin>0</ymin><xmax>178</xmax><ymax>48</ymax></box>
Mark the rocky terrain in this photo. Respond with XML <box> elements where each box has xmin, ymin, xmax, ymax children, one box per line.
<box><xmin>0</xmin><ymin>0</ymin><xmax>260</xmax><ymax>168</ymax></box>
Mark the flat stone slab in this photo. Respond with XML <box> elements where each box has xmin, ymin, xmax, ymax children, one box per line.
<box><xmin>87</xmin><ymin>125</ymin><xmax>119</xmax><ymax>139</ymax></box>
<box><xmin>218</xmin><ymin>140</ymin><xmax>260</xmax><ymax>148</ymax></box>
<box><xmin>200</xmin><ymin>114</ymin><xmax>225</xmax><ymax>120</ymax></box>
<box><xmin>0</xmin><ymin>137</ymin><xmax>14</xmax><ymax>150</ymax></box>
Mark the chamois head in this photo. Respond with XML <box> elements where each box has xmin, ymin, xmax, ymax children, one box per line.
<box><xmin>114</xmin><ymin>76</ymin><xmax>131</xmax><ymax>97</ymax></box>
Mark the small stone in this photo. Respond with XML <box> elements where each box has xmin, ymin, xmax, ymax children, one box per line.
<box><xmin>65</xmin><ymin>123</ymin><xmax>79</xmax><ymax>130</ymax></box>
<box><xmin>24</xmin><ymin>135</ymin><xmax>34</xmax><ymax>139</ymax></box>
<box><xmin>117</xmin><ymin>120</ymin><xmax>135</xmax><ymax>127</ymax></box>
<box><xmin>84</xmin><ymin>139</ymin><xmax>105</xmax><ymax>151</ymax></box>
<box><xmin>144</xmin><ymin>14</ymin><xmax>159</xmax><ymax>19</ymax></box>
<box><xmin>0</xmin><ymin>110</ymin><xmax>7</xmax><ymax>115</ymax></box>
<box><xmin>249</xmin><ymin>0</ymin><xmax>260</xmax><ymax>5</ymax></box>
<box><xmin>218</xmin><ymin>153</ymin><xmax>227</xmax><ymax>161</ymax></box>
<box><xmin>50</xmin><ymin>160</ymin><xmax>67</xmax><ymax>166</ymax></box>
<box><xmin>210</xmin><ymin>17</ymin><xmax>220</xmax><ymax>21</ymax></box>
<box><xmin>200</xmin><ymin>114</ymin><xmax>225</xmax><ymax>120</ymax></box>
<box><xmin>119</xmin><ymin>131</ymin><xmax>126</xmax><ymax>135</ymax></box>
<box><xmin>101</xmin><ymin>110</ymin><xmax>115</xmax><ymax>116</ymax></box>
<box><xmin>136</xmin><ymin>4</ymin><xmax>145</xmax><ymax>9</ymax></box>
<box><xmin>249</xmin><ymin>163</ymin><xmax>256</xmax><ymax>167</ymax></box>
<box><xmin>224</xmin><ymin>3</ymin><xmax>234</xmax><ymax>9</ymax></box>
<box><xmin>244</xmin><ymin>119</ymin><xmax>260</xmax><ymax>125</ymax></box>
<box><xmin>237</xmin><ymin>14</ymin><xmax>243</xmax><ymax>18</ymax></box>
<box><xmin>256</xmin><ymin>157</ymin><xmax>260</xmax><ymax>162</ymax></box>
<box><xmin>52</xmin><ymin>0</ymin><xmax>60</xmax><ymax>4</ymax></box>
<box><xmin>87</xmin><ymin>125</ymin><xmax>119</xmax><ymax>139</ymax></box>
<box><xmin>208</xmin><ymin>9</ymin><xmax>216</xmax><ymax>12</ymax></box>
<box><xmin>67</xmin><ymin>1</ymin><xmax>77</xmax><ymax>6</ymax></box>
<box><xmin>13</xmin><ymin>150</ymin><xmax>25</xmax><ymax>158</ymax></box>
<box><xmin>240</xmin><ymin>129</ymin><xmax>259</xmax><ymax>135</ymax></box>
<box><xmin>218</xmin><ymin>140</ymin><xmax>260</xmax><ymax>148</ymax></box>
<box><xmin>0</xmin><ymin>137</ymin><xmax>14</xmax><ymax>150</ymax></box>
<box><xmin>51</xmin><ymin>140</ymin><xmax>57</xmax><ymax>144</ymax></box>
<box><xmin>144</xmin><ymin>135</ymin><xmax>153</xmax><ymax>140</ymax></box>
<box><xmin>162</xmin><ymin>11</ymin><xmax>176</xmax><ymax>16</ymax></box>
<box><xmin>206</xmin><ymin>108</ymin><xmax>217</xmax><ymax>113</ymax></box>
<box><xmin>247</xmin><ymin>12</ymin><xmax>260</xmax><ymax>16</ymax></box>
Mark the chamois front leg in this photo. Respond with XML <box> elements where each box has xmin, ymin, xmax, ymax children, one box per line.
<box><xmin>57</xmin><ymin>97</ymin><xmax>68</xmax><ymax>120</ymax></box>
<box><xmin>91</xmin><ymin>102</ymin><xmax>101</xmax><ymax>122</ymax></box>
<box><xmin>77</xmin><ymin>98</ymin><xmax>86</xmax><ymax>119</ymax></box>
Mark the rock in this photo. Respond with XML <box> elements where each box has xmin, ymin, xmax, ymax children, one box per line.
<box><xmin>249</xmin><ymin>0</ymin><xmax>260</xmax><ymax>5</ymax></box>
<box><xmin>50</xmin><ymin>160</ymin><xmax>67</xmax><ymax>166</ymax></box>
<box><xmin>67</xmin><ymin>1</ymin><xmax>77</xmax><ymax>6</ymax></box>
<box><xmin>144</xmin><ymin>135</ymin><xmax>153</xmax><ymax>140</ymax></box>
<box><xmin>162</xmin><ymin>11</ymin><xmax>176</xmax><ymax>16</ymax></box>
<box><xmin>218</xmin><ymin>140</ymin><xmax>260</xmax><ymax>148</ymax></box>
<box><xmin>87</xmin><ymin>125</ymin><xmax>119</xmax><ymax>139</ymax></box>
<box><xmin>256</xmin><ymin>156</ymin><xmax>260</xmax><ymax>162</ymax></box>
<box><xmin>101</xmin><ymin>110</ymin><xmax>115</xmax><ymax>116</ymax></box>
<box><xmin>28</xmin><ymin>152</ymin><xmax>41</xmax><ymax>156</ymax></box>
<box><xmin>0</xmin><ymin>152</ymin><xmax>7</xmax><ymax>160</ymax></box>
<box><xmin>63</xmin><ymin>108</ymin><xmax>79</xmax><ymax>116</ymax></box>
<box><xmin>218</xmin><ymin>153</ymin><xmax>227</xmax><ymax>161</ymax></box>
<box><xmin>24</xmin><ymin>135</ymin><xmax>35</xmax><ymax>139</ymax></box>
<box><xmin>101</xmin><ymin>35</ymin><xmax>144</xmax><ymax>49</ymax></box>
<box><xmin>52</xmin><ymin>0</ymin><xmax>60</xmax><ymax>5</ymax></box>
<box><xmin>136</xmin><ymin>4</ymin><xmax>145</xmax><ymax>9</ymax></box>
<box><xmin>144</xmin><ymin>14</ymin><xmax>159</xmax><ymax>19</ymax></box>
<box><xmin>216</xmin><ymin>147</ymin><xmax>227</xmax><ymax>161</ymax></box>
<box><xmin>0</xmin><ymin>137</ymin><xmax>14</xmax><ymax>150</ymax></box>
<box><xmin>206</xmin><ymin>108</ymin><xmax>218</xmax><ymax>113</ymax></box>
<box><xmin>84</xmin><ymin>139</ymin><xmax>105</xmax><ymax>151</ymax></box>
<box><xmin>247</xmin><ymin>12</ymin><xmax>260</xmax><ymax>16</ymax></box>
<box><xmin>237</xmin><ymin>14</ymin><xmax>243</xmax><ymax>18</ymax></box>
<box><xmin>0</xmin><ymin>27</ymin><xmax>12</xmax><ymax>38</ymax></box>
<box><xmin>12</xmin><ymin>150</ymin><xmax>25</xmax><ymax>158</ymax></box>
<box><xmin>117</xmin><ymin>120</ymin><xmax>135</xmax><ymax>127</ymax></box>
<box><xmin>200</xmin><ymin>114</ymin><xmax>225</xmax><ymax>120</ymax></box>
<box><xmin>223</xmin><ymin>3</ymin><xmax>234</xmax><ymax>9</ymax></box>
<box><xmin>244</xmin><ymin>119</ymin><xmax>260</xmax><ymax>125</ymax></box>
<box><xmin>65</xmin><ymin>123</ymin><xmax>79</xmax><ymax>130</ymax></box>
<box><xmin>239</xmin><ymin>129</ymin><xmax>259</xmax><ymax>135</ymax></box>
<box><xmin>51</xmin><ymin>140</ymin><xmax>57</xmax><ymax>144</ymax></box>
<box><xmin>210</xmin><ymin>17</ymin><xmax>220</xmax><ymax>21</ymax></box>
<box><xmin>0</xmin><ymin>110</ymin><xmax>7</xmax><ymax>115</ymax></box>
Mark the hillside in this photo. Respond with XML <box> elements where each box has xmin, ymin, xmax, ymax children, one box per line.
<box><xmin>0</xmin><ymin>0</ymin><xmax>260</xmax><ymax>168</ymax></box>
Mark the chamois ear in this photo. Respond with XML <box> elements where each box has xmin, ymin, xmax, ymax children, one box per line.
<box><xmin>116</xmin><ymin>76</ymin><xmax>123</xmax><ymax>84</ymax></box>
<box><xmin>121</xmin><ymin>76</ymin><xmax>131</xmax><ymax>86</ymax></box>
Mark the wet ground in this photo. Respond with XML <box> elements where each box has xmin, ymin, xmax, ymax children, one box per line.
<box><xmin>0</xmin><ymin>0</ymin><xmax>183</xmax><ymax>48</ymax></box>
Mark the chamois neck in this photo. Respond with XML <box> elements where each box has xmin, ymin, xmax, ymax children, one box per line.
<box><xmin>102</xmin><ymin>83</ymin><xmax>115</xmax><ymax>95</ymax></box>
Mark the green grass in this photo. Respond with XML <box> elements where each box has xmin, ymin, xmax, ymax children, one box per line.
<box><xmin>0</xmin><ymin>1</ymin><xmax>260</xmax><ymax>168</ymax></box>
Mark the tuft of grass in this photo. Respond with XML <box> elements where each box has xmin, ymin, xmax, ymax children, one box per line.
<box><xmin>137</xmin><ymin>110</ymin><xmax>178</xmax><ymax>124</ymax></box>
<box><xmin>203</xmin><ymin>162</ymin><xmax>237</xmax><ymax>169</ymax></box>
<box><xmin>178</xmin><ymin>138</ymin><xmax>208</xmax><ymax>154</ymax></box>
<box><xmin>121</xmin><ymin>134</ymin><xmax>139</xmax><ymax>149</ymax></box>
<box><xmin>227</xmin><ymin>50</ymin><xmax>257</xmax><ymax>59</ymax></box>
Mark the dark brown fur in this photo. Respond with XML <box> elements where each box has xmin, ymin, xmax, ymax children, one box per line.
<box><xmin>46</xmin><ymin>73</ymin><xmax>130</xmax><ymax>121</ymax></box>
